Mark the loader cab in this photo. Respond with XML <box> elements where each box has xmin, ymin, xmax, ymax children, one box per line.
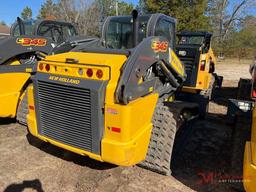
<box><xmin>11</xmin><ymin>19</ymin><xmax>36</xmax><ymax>36</ymax></box>
<box><xmin>176</xmin><ymin>31</ymin><xmax>215</xmax><ymax>89</ymax></box>
<box><xmin>101</xmin><ymin>13</ymin><xmax>176</xmax><ymax>50</ymax></box>
<box><xmin>176</xmin><ymin>31</ymin><xmax>212</xmax><ymax>53</ymax></box>
<box><xmin>10</xmin><ymin>18</ymin><xmax>77</xmax><ymax>44</ymax></box>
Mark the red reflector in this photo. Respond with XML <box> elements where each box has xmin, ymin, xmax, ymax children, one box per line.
<box><xmin>45</xmin><ymin>64</ymin><xmax>50</xmax><ymax>72</ymax></box>
<box><xmin>200</xmin><ymin>60</ymin><xmax>206</xmax><ymax>71</ymax></box>
<box><xmin>96</xmin><ymin>69</ymin><xmax>103</xmax><ymax>79</ymax></box>
<box><xmin>39</xmin><ymin>63</ymin><xmax>44</xmax><ymax>71</ymax></box>
<box><xmin>253</xmin><ymin>90</ymin><xmax>256</xmax><ymax>98</ymax></box>
<box><xmin>111</xmin><ymin>127</ymin><xmax>121</xmax><ymax>133</ymax></box>
<box><xmin>29</xmin><ymin>105</ymin><xmax>34</xmax><ymax>110</ymax></box>
<box><xmin>86</xmin><ymin>68</ymin><xmax>93</xmax><ymax>77</ymax></box>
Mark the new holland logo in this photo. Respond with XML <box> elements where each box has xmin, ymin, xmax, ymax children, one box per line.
<box><xmin>16</xmin><ymin>38</ymin><xmax>47</xmax><ymax>46</ymax></box>
<box><xmin>49</xmin><ymin>76</ymin><xmax>80</xmax><ymax>85</ymax></box>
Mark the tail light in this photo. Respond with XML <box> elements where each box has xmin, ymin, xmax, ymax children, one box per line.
<box><xmin>96</xmin><ymin>69</ymin><xmax>103</xmax><ymax>79</ymax></box>
<box><xmin>252</xmin><ymin>89</ymin><xmax>256</xmax><ymax>98</ymax></box>
<box><xmin>86</xmin><ymin>68</ymin><xmax>93</xmax><ymax>77</ymax></box>
<box><xmin>45</xmin><ymin>64</ymin><xmax>50</xmax><ymax>72</ymax></box>
<box><xmin>200</xmin><ymin>60</ymin><xmax>206</xmax><ymax>71</ymax></box>
<box><xmin>252</xmin><ymin>66</ymin><xmax>256</xmax><ymax>99</ymax></box>
<box><xmin>252</xmin><ymin>77</ymin><xmax>256</xmax><ymax>99</ymax></box>
<box><xmin>39</xmin><ymin>63</ymin><xmax>44</xmax><ymax>71</ymax></box>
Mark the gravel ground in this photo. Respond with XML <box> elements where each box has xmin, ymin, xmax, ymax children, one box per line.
<box><xmin>0</xmin><ymin>59</ymin><xmax>252</xmax><ymax>192</ymax></box>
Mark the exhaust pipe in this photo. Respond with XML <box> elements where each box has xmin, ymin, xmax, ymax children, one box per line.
<box><xmin>17</xmin><ymin>17</ymin><xmax>25</xmax><ymax>35</ymax></box>
<box><xmin>131</xmin><ymin>10</ymin><xmax>139</xmax><ymax>47</ymax></box>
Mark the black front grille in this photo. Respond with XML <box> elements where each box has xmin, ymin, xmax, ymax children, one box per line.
<box><xmin>184</xmin><ymin>60</ymin><xmax>194</xmax><ymax>73</ymax></box>
<box><xmin>181</xmin><ymin>58</ymin><xmax>195</xmax><ymax>86</ymax></box>
<box><xmin>176</xmin><ymin>46</ymin><xmax>200</xmax><ymax>87</ymax></box>
<box><xmin>37</xmin><ymin>81</ymin><xmax>93</xmax><ymax>151</ymax></box>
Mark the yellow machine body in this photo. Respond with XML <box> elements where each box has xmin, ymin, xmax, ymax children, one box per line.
<box><xmin>243</xmin><ymin>105</ymin><xmax>256</xmax><ymax>191</ymax></box>
<box><xmin>243</xmin><ymin>63</ymin><xmax>256</xmax><ymax>191</ymax></box>
<box><xmin>27</xmin><ymin>51</ymin><xmax>184</xmax><ymax>166</ymax></box>
<box><xmin>0</xmin><ymin>59</ymin><xmax>30</xmax><ymax>118</ymax></box>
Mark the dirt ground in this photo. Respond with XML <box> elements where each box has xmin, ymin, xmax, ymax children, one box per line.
<box><xmin>0</xmin><ymin>59</ymin><xmax>253</xmax><ymax>192</ymax></box>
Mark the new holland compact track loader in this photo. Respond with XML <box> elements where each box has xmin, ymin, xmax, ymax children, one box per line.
<box><xmin>176</xmin><ymin>31</ymin><xmax>222</xmax><ymax>98</ymax></box>
<box><xmin>0</xmin><ymin>17</ymin><xmax>91</xmax><ymax>124</ymax></box>
<box><xmin>26</xmin><ymin>11</ymin><xmax>199</xmax><ymax>175</ymax></box>
<box><xmin>175</xmin><ymin>31</ymin><xmax>223</xmax><ymax>116</ymax></box>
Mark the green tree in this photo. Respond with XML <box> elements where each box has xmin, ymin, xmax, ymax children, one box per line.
<box><xmin>37</xmin><ymin>0</ymin><xmax>100</xmax><ymax>36</ymax></box>
<box><xmin>207</xmin><ymin>0</ymin><xmax>256</xmax><ymax>57</ymax></box>
<box><xmin>37</xmin><ymin>0</ymin><xmax>59</xmax><ymax>19</ymax></box>
<box><xmin>21</xmin><ymin>6</ymin><xmax>32</xmax><ymax>20</ymax></box>
<box><xmin>144</xmin><ymin>0</ymin><xmax>210</xmax><ymax>31</ymax></box>
<box><xmin>231</xmin><ymin>16</ymin><xmax>256</xmax><ymax>59</ymax></box>
<box><xmin>101</xmin><ymin>0</ymin><xmax>134</xmax><ymax>16</ymax></box>
<box><xmin>36</xmin><ymin>0</ymin><xmax>133</xmax><ymax>36</ymax></box>
<box><xmin>137</xmin><ymin>0</ymin><xmax>147</xmax><ymax>14</ymax></box>
<box><xmin>116</xmin><ymin>1</ymin><xmax>133</xmax><ymax>15</ymax></box>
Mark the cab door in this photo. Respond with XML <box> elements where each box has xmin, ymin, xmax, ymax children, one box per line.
<box><xmin>153</xmin><ymin>17</ymin><xmax>185</xmax><ymax>77</ymax></box>
<box><xmin>154</xmin><ymin>17</ymin><xmax>175</xmax><ymax>49</ymax></box>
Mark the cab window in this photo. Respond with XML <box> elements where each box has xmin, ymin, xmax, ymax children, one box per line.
<box><xmin>38</xmin><ymin>23</ymin><xmax>61</xmax><ymax>42</ymax></box>
<box><xmin>52</xmin><ymin>25</ymin><xmax>63</xmax><ymax>43</ymax></box>
<box><xmin>38</xmin><ymin>22</ymin><xmax>77</xmax><ymax>43</ymax></box>
<box><xmin>177</xmin><ymin>35</ymin><xmax>205</xmax><ymax>45</ymax></box>
<box><xmin>105</xmin><ymin>16</ymin><xmax>150</xmax><ymax>49</ymax></box>
<box><xmin>155</xmin><ymin>18</ymin><xmax>175</xmax><ymax>48</ymax></box>
<box><xmin>62</xmin><ymin>25</ymin><xmax>77</xmax><ymax>40</ymax></box>
<box><xmin>106</xmin><ymin>18</ymin><xmax>132</xmax><ymax>49</ymax></box>
<box><xmin>37</xmin><ymin>24</ymin><xmax>53</xmax><ymax>39</ymax></box>
<box><xmin>12</xmin><ymin>21</ymin><xmax>34</xmax><ymax>36</ymax></box>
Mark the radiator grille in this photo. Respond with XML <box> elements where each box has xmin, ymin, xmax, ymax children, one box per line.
<box><xmin>37</xmin><ymin>81</ymin><xmax>93</xmax><ymax>151</ymax></box>
<box><xmin>179</xmin><ymin>57</ymin><xmax>197</xmax><ymax>87</ymax></box>
<box><xmin>181</xmin><ymin>58</ymin><xmax>194</xmax><ymax>74</ymax></box>
<box><xmin>181</xmin><ymin>58</ymin><xmax>194</xmax><ymax>84</ymax></box>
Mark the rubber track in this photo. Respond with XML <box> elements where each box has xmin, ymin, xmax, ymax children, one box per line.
<box><xmin>17</xmin><ymin>89</ymin><xmax>28</xmax><ymax>126</ymax></box>
<box><xmin>138</xmin><ymin>104</ymin><xmax>177</xmax><ymax>175</ymax></box>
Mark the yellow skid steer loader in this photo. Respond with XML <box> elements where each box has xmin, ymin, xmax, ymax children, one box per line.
<box><xmin>26</xmin><ymin>11</ymin><xmax>198</xmax><ymax>175</ymax></box>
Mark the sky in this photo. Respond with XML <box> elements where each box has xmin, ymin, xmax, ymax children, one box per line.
<box><xmin>0</xmin><ymin>0</ymin><xmax>139</xmax><ymax>26</ymax></box>
<box><xmin>0</xmin><ymin>0</ymin><xmax>255</xmax><ymax>26</ymax></box>
<box><xmin>0</xmin><ymin>0</ymin><xmax>45</xmax><ymax>25</ymax></box>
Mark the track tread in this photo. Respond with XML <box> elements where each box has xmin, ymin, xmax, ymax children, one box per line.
<box><xmin>139</xmin><ymin>104</ymin><xmax>177</xmax><ymax>175</ymax></box>
<box><xmin>17</xmin><ymin>89</ymin><xmax>28</xmax><ymax>126</ymax></box>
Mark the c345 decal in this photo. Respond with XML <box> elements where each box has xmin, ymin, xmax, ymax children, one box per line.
<box><xmin>16</xmin><ymin>38</ymin><xmax>47</xmax><ymax>46</ymax></box>
<box><xmin>151</xmin><ymin>40</ymin><xmax>168</xmax><ymax>53</ymax></box>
